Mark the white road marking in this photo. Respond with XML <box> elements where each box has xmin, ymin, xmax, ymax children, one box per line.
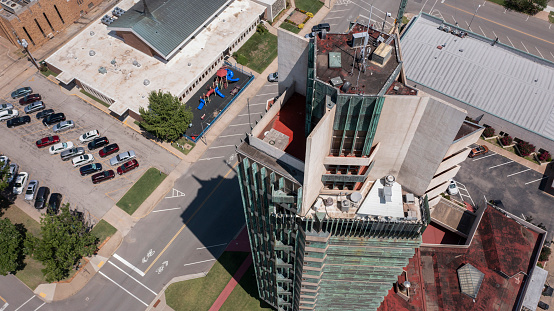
<box><xmin>112</xmin><ymin>253</ymin><xmax>145</xmax><ymax>277</ymax></box>
<box><xmin>108</xmin><ymin>261</ymin><xmax>158</xmax><ymax>295</ymax></box>
<box><xmin>219</xmin><ymin>133</ymin><xmax>245</xmax><ymax>138</ymax></box>
<box><xmin>420</xmin><ymin>0</ymin><xmax>430</xmax><ymax>14</ymax></box>
<box><xmin>325</xmin><ymin>16</ymin><xmax>344</xmax><ymax>20</ymax></box>
<box><xmin>237</xmin><ymin>113</ymin><xmax>251</xmax><ymax>117</ymax></box>
<box><xmin>525</xmin><ymin>176</ymin><xmax>548</xmax><ymax>185</ymax></box>
<box><xmin>465</xmin><ymin>21</ymin><xmax>471</xmax><ymax>32</ymax></box>
<box><xmin>331</xmin><ymin>9</ymin><xmax>350</xmax><ymax>12</ymax></box>
<box><xmin>152</xmin><ymin>207</ymin><xmax>181</xmax><ymax>213</ymax></box>
<box><xmin>0</xmin><ymin>302</ymin><xmax>8</xmax><ymax>311</ymax></box>
<box><xmin>14</xmin><ymin>296</ymin><xmax>34</xmax><ymax>311</ymax></box>
<box><xmin>507</xmin><ymin>168</ymin><xmax>531</xmax><ymax>177</ymax></box>
<box><xmin>492</xmin><ymin>30</ymin><xmax>497</xmax><ymax>38</ymax></box>
<box><xmin>249</xmin><ymin>102</ymin><xmax>268</xmax><ymax>106</ymax></box>
<box><xmin>506</xmin><ymin>36</ymin><xmax>514</xmax><ymax>47</ymax></box>
<box><xmin>228</xmin><ymin>123</ymin><xmax>251</xmax><ymax>127</ymax></box>
<box><xmin>454</xmin><ymin>181</ymin><xmax>475</xmax><ymax>206</ymax></box>
<box><xmin>488</xmin><ymin>161</ymin><xmax>513</xmax><ymax>169</ymax></box>
<box><xmin>197</xmin><ymin>243</ymin><xmax>227</xmax><ymax>250</ymax></box>
<box><xmin>184</xmin><ymin>258</ymin><xmax>216</xmax><ymax>267</ymax></box>
<box><xmin>209</xmin><ymin>144</ymin><xmax>235</xmax><ymax>149</ymax></box>
<box><xmin>254</xmin><ymin>92</ymin><xmax>277</xmax><ymax>97</ymax></box>
<box><xmin>472</xmin><ymin>153</ymin><xmax>496</xmax><ymax>161</ymax></box>
<box><xmin>478</xmin><ymin>26</ymin><xmax>486</xmax><ymax>37</ymax></box>
<box><xmin>33</xmin><ymin>303</ymin><xmax>45</xmax><ymax>311</ymax></box>
<box><xmin>521</xmin><ymin>41</ymin><xmax>529</xmax><ymax>53</ymax></box>
<box><xmin>551</xmin><ymin>52</ymin><xmax>554</xmax><ymax>60</ymax></box>
<box><xmin>198</xmin><ymin>156</ymin><xmax>226</xmax><ymax>161</ymax></box>
<box><xmin>535</xmin><ymin>46</ymin><xmax>544</xmax><ymax>58</ymax></box>
<box><xmin>165</xmin><ymin>188</ymin><xmax>186</xmax><ymax>199</ymax></box>
<box><xmin>98</xmin><ymin>271</ymin><xmax>148</xmax><ymax>307</ymax></box>
<box><xmin>452</xmin><ymin>15</ymin><xmax>457</xmax><ymax>24</ymax></box>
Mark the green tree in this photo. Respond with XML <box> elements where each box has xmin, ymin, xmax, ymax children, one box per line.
<box><xmin>505</xmin><ymin>0</ymin><xmax>547</xmax><ymax>15</ymax></box>
<box><xmin>139</xmin><ymin>90</ymin><xmax>193</xmax><ymax>142</ymax></box>
<box><xmin>27</xmin><ymin>205</ymin><xmax>98</xmax><ymax>282</ymax></box>
<box><xmin>0</xmin><ymin>158</ymin><xmax>10</xmax><ymax>192</ymax></box>
<box><xmin>0</xmin><ymin>219</ymin><xmax>25</xmax><ymax>275</ymax></box>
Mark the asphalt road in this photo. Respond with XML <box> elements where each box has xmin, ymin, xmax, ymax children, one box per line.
<box><xmin>18</xmin><ymin>82</ymin><xmax>278</xmax><ymax>311</ymax></box>
<box><xmin>324</xmin><ymin>0</ymin><xmax>554</xmax><ymax>62</ymax></box>
<box><xmin>454</xmin><ymin>147</ymin><xmax>554</xmax><ymax>239</ymax></box>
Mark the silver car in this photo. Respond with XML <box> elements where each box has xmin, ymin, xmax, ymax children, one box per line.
<box><xmin>53</xmin><ymin>120</ymin><xmax>75</xmax><ymax>133</ymax></box>
<box><xmin>60</xmin><ymin>147</ymin><xmax>85</xmax><ymax>161</ymax></box>
<box><xmin>24</xmin><ymin>180</ymin><xmax>39</xmax><ymax>201</ymax></box>
<box><xmin>0</xmin><ymin>156</ymin><xmax>8</xmax><ymax>170</ymax></box>
<box><xmin>0</xmin><ymin>103</ymin><xmax>14</xmax><ymax>112</ymax></box>
<box><xmin>7</xmin><ymin>163</ymin><xmax>19</xmax><ymax>183</ymax></box>
<box><xmin>110</xmin><ymin>150</ymin><xmax>136</xmax><ymax>166</ymax></box>
<box><xmin>24</xmin><ymin>101</ymin><xmax>45</xmax><ymax>114</ymax></box>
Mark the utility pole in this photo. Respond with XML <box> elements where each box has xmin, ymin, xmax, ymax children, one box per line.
<box><xmin>395</xmin><ymin>0</ymin><xmax>408</xmax><ymax>32</ymax></box>
<box><xmin>13</xmin><ymin>31</ymin><xmax>40</xmax><ymax>70</ymax></box>
<box><xmin>468</xmin><ymin>5</ymin><xmax>481</xmax><ymax>29</ymax></box>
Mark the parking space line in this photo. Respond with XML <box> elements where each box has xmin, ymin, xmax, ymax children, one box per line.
<box><xmin>183</xmin><ymin>258</ymin><xmax>216</xmax><ymax>267</ymax></box>
<box><xmin>478</xmin><ymin>26</ymin><xmax>487</xmax><ymax>37</ymax></box>
<box><xmin>507</xmin><ymin>168</ymin><xmax>531</xmax><ymax>177</ymax></box>
<box><xmin>108</xmin><ymin>261</ymin><xmax>157</xmax><ymax>295</ymax></box>
<box><xmin>472</xmin><ymin>153</ymin><xmax>496</xmax><ymax>161</ymax></box>
<box><xmin>33</xmin><ymin>302</ymin><xmax>45</xmax><ymax>310</ymax></box>
<box><xmin>152</xmin><ymin>207</ymin><xmax>181</xmax><ymax>213</ymax></box>
<box><xmin>535</xmin><ymin>46</ymin><xmax>544</xmax><ymax>58</ymax></box>
<box><xmin>249</xmin><ymin>102</ymin><xmax>268</xmax><ymax>106</ymax></box>
<box><xmin>325</xmin><ymin>16</ymin><xmax>343</xmax><ymax>20</ymax></box>
<box><xmin>98</xmin><ymin>271</ymin><xmax>148</xmax><ymax>306</ymax></box>
<box><xmin>492</xmin><ymin>30</ymin><xmax>497</xmax><ymax>38</ymax></box>
<box><xmin>219</xmin><ymin>133</ymin><xmax>245</xmax><ymax>138</ymax></box>
<box><xmin>198</xmin><ymin>156</ymin><xmax>226</xmax><ymax>161</ymax></box>
<box><xmin>228</xmin><ymin>123</ymin><xmax>250</xmax><ymax>127</ymax></box>
<box><xmin>488</xmin><ymin>161</ymin><xmax>513</xmax><ymax>169</ymax></box>
<box><xmin>20</xmin><ymin>128</ymin><xmax>49</xmax><ymax>137</ymax></box>
<box><xmin>525</xmin><ymin>176</ymin><xmax>548</xmax><ymax>185</ymax></box>
<box><xmin>208</xmin><ymin>144</ymin><xmax>235</xmax><ymax>150</ymax></box>
<box><xmin>520</xmin><ymin>41</ymin><xmax>529</xmax><ymax>53</ymax></box>
<box><xmin>254</xmin><ymin>92</ymin><xmax>277</xmax><ymax>97</ymax></box>
<box><xmin>506</xmin><ymin>36</ymin><xmax>514</xmax><ymax>47</ymax></box>
<box><xmin>14</xmin><ymin>296</ymin><xmax>34</xmax><ymax>311</ymax></box>
<box><xmin>0</xmin><ymin>302</ymin><xmax>8</xmax><ymax>311</ymax></box>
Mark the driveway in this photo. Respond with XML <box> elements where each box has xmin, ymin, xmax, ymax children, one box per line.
<box><xmin>0</xmin><ymin>73</ymin><xmax>181</xmax><ymax>222</ymax></box>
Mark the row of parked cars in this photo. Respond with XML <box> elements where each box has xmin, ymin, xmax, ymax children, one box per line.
<box><xmin>0</xmin><ymin>156</ymin><xmax>62</xmax><ymax>213</ymax></box>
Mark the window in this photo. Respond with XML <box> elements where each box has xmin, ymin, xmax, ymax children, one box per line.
<box><xmin>22</xmin><ymin>27</ymin><xmax>35</xmax><ymax>45</ymax></box>
<box><xmin>88</xmin><ymin>2</ymin><xmax>94</xmax><ymax>8</ymax></box>
<box><xmin>77</xmin><ymin>0</ymin><xmax>83</xmax><ymax>5</ymax></box>
<box><xmin>34</xmin><ymin>19</ymin><xmax>46</xmax><ymax>37</ymax></box>
<box><xmin>43</xmin><ymin>13</ymin><xmax>54</xmax><ymax>32</ymax></box>
<box><xmin>54</xmin><ymin>5</ymin><xmax>65</xmax><ymax>24</ymax></box>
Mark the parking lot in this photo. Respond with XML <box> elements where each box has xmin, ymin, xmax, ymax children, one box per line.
<box><xmin>0</xmin><ymin>73</ymin><xmax>181</xmax><ymax>222</ymax></box>
<box><xmin>455</xmin><ymin>145</ymin><xmax>554</xmax><ymax>238</ymax></box>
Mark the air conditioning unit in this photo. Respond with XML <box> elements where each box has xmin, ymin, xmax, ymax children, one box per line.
<box><xmin>1</xmin><ymin>0</ymin><xmax>23</xmax><ymax>14</ymax></box>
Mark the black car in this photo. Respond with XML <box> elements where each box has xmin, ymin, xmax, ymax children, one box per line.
<box><xmin>311</xmin><ymin>23</ymin><xmax>330</xmax><ymax>33</ymax></box>
<box><xmin>47</xmin><ymin>193</ymin><xmax>62</xmax><ymax>215</ymax></box>
<box><xmin>88</xmin><ymin>137</ymin><xmax>109</xmax><ymax>150</ymax></box>
<box><xmin>7</xmin><ymin>116</ymin><xmax>31</xmax><ymax>128</ymax></box>
<box><xmin>34</xmin><ymin>186</ymin><xmax>50</xmax><ymax>209</ymax></box>
<box><xmin>36</xmin><ymin>109</ymin><xmax>54</xmax><ymax>119</ymax></box>
<box><xmin>79</xmin><ymin>163</ymin><xmax>103</xmax><ymax>176</ymax></box>
<box><xmin>42</xmin><ymin>112</ymin><xmax>65</xmax><ymax>126</ymax></box>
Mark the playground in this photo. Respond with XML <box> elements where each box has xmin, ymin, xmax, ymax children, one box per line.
<box><xmin>185</xmin><ymin>64</ymin><xmax>252</xmax><ymax>142</ymax></box>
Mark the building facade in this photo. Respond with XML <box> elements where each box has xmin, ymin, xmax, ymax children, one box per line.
<box><xmin>236</xmin><ymin>24</ymin><xmax>483</xmax><ymax>311</ymax></box>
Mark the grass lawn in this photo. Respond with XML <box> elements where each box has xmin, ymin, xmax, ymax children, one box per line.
<box><xmin>220</xmin><ymin>265</ymin><xmax>273</xmax><ymax>311</ymax></box>
<box><xmin>1</xmin><ymin>205</ymin><xmax>41</xmax><ymax>237</ymax></box>
<box><xmin>234</xmin><ymin>32</ymin><xmax>278</xmax><ymax>73</ymax></box>
<box><xmin>116</xmin><ymin>167</ymin><xmax>167</xmax><ymax>215</ymax></box>
<box><xmin>549</xmin><ymin>11</ymin><xmax>554</xmax><ymax>24</ymax></box>
<box><xmin>172</xmin><ymin>136</ymin><xmax>196</xmax><ymax>155</ymax></box>
<box><xmin>165</xmin><ymin>252</ymin><xmax>249</xmax><ymax>311</ymax></box>
<box><xmin>39</xmin><ymin>68</ymin><xmax>58</xmax><ymax>77</ymax></box>
<box><xmin>80</xmin><ymin>89</ymin><xmax>111</xmax><ymax>108</ymax></box>
<box><xmin>90</xmin><ymin>219</ymin><xmax>117</xmax><ymax>243</ymax></box>
<box><xmin>486</xmin><ymin>0</ymin><xmax>505</xmax><ymax>6</ymax></box>
<box><xmin>295</xmin><ymin>0</ymin><xmax>323</xmax><ymax>14</ymax></box>
<box><xmin>280</xmin><ymin>22</ymin><xmax>302</xmax><ymax>34</ymax></box>
<box><xmin>14</xmin><ymin>257</ymin><xmax>47</xmax><ymax>290</ymax></box>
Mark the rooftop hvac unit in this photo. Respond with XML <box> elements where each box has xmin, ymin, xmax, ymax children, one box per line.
<box><xmin>404</xmin><ymin>193</ymin><xmax>415</xmax><ymax>204</ymax></box>
<box><xmin>101</xmin><ymin>15</ymin><xmax>114</xmax><ymax>26</ymax></box>
<box><xmin>341</xmin><ymin>81</ymin><xmax>351</xmax><ymax>92</ymax></box>
<box><xmin>1</xmin><ymin>0</ymin><xmax>23</xmax><ymax>14</ymax></box>
<box><xmin>330</xmin><ymin>76</ymin><xmax>343</xmax><ymax>87</ymax></box>
<box><xmin>383</xmin><ymin>186</ymin><xmax>393</xmax><ymax>203</ymax></box>
<box><xmin>341</xmin><ymin>200</ymin><xmax>350</xmax><ymax>212</ymax></box>
<box><xmin>349</xmin><ymin>191</ymin><xmax>362</xmax><ymax>203</ymax></box>
<box><xmin>352</xmin><ymin>32</ymin><xmax>369</xmax><ymax>47</ymax></box>
<box><xmin>112</xmin><ymin>7</ymin><xmax>125</xmax><ymax>17</ymax></box>
<box><xmin>384</xmin><ymin>175</ymin><xmax>395</xmax><ymax>186</ymax></box>
<box><xmin>319</xmin><ymin>29</ymin><xmax>327</xmax><ymax>40</ymax></box>
<box><xmin>324</xmin><ymin>197</ymin><xmax>334</xmax><ymax>207</ymax></box>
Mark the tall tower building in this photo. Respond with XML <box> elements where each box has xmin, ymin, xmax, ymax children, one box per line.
<box><xmin>236</xmin><ymin>24</ymin><xmax>483</xmax><ymax>311</ymax></box>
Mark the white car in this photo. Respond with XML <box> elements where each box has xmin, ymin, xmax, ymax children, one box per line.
<box><xmin>79</xmin><ymin>130</ymin><xmax>100</xmax><ymax>143</ymax></box>
<box><xmin>0</xmin><ymin>109</ymin><xmax>19</xmax><ymax>121</ymax></box>
<box><xmin>49</xmin><ymin>141</ymin><xmax>74</xmax><ymax>155</ymax></box>
<box><xmin>0</xmin><ymin>103</ymin><xmax>14</xmax><ymax>112</ymax></box>
<box><xmin>447</xmin><ymin>179</ymin><xmax>459</xmax><ymax>195</ymax></box>
<box><xmin>72</xmin><ymin>154</ymin><xmax>94</xmax><ymax>167</ymax></box>
<box><xmin>13</xmin><ymin>172</ymin><xmax>29</xmax><ymax>195</ymax></box>
<box><xmin>24</xmin><ymin>180</ymin><xmax>39</xmax><ymax>201</ymax></box>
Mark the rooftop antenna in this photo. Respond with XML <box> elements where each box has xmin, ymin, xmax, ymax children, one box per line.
<box><xmin>142</xmin><ymin>0</ymin><xmax>154</xmax><ymax>20</ymax></box>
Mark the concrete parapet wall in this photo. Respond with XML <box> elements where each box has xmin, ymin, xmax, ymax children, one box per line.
<box><xmin>277</xmin><ymin>28</ymin><xmax>309</xmax><ymax>97</ymax></box>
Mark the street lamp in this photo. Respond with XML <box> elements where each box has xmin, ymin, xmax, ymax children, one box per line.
<box><xmin>17</xmin><ymin>38</ymin><xmax>40</xmax><ymax>70</ymax></box>
<box><xmin>382</xmin><ymin>12</ymin><xmax>392</xmax><ymax>32</ymax></box>
<box><xmin>468</xmin><ymin>5</ymin><xmax>481</xmax><ymax>29</ymax></box>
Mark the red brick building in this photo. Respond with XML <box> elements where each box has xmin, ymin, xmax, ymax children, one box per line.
<box><xmin>0</xmin><ymin>0</ymin><xmax>104</xmax><ymax>52</ymax></box>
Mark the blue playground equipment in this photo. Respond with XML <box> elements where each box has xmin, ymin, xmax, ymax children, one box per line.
<box><xmin>215</xmin><ymin>87</ymin><xmax>225</xmax><ymax>98</ymax></box>
<box><xmin>197</xmin><ymin>98</ymin><xmax>205</xmax><ymax>110</ymax></box>
<box><xmin>226</xmin><ymin>69</ymin><xmax>240</xmax><ymax>82</ymax></box>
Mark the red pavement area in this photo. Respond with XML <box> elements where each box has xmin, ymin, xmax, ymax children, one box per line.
<box><xmin>422</xmin><ymin>222</ymin><xmax>466</xmax><ymax>245</ymax></box>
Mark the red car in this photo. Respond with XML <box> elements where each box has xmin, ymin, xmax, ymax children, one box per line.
<box><xmin>99</xmin><ymin>143</ymin><xmax>119</xmax><ymax>158</ymax></box>
<box><xmin>91</xmin><ymin>170</ymin><xmax>115</xmax><ymax>184</ymax></box>
<box><xmin>36</xmin><ymin>135</ymin><xmax>60</xmax><ymax>148</ymax></box>
<box><xmin>117</xmin><ymin>159</ymin><xmax>139</xmax><ymax>175</ymax></box>
<box><xmin>19</xmin><ymin>94</ymin><xmax>42</xmax><ymax>105</ymax></box>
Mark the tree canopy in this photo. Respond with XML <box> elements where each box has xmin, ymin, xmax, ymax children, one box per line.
<box><xmin>139</xmin><ymin>90</ymin><xmax>193</xmax><ymax>142</ymax></box>
<box><xmin>26</xmin><ymin>205</ymin><xmax>98</xmax><ymax>282</ymax></box>
<box><xmin>0</xmin><ymin>219</ymin><xmax>25</xmax><ymax>275</ymax></box>
<box><xmin>505</xmin><ymin>0</ymin><xmax>547</xmax><ymax>15</ymax></box>
<box><xmin>0</xmin><ymin>159</ymin><xmax>10</xmax><ymax>192</ymax></box>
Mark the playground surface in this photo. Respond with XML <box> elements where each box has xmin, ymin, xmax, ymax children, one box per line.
<box><xmin>184</xmin><ymin>66</ymin><xmax>252</xmax><ymax>141</ymax></box>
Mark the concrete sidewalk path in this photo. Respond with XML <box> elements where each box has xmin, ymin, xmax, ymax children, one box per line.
<box><xmin>208</xmin><ymin>254</ymin><xmax>253</xmax><ymax>311</ymax></box>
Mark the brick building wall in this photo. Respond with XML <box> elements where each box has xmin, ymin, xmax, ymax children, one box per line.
<box><xmin>0</xmin><ymin>0</ymin><xmax>105</xmax><ymax>52</ymax></box>
<box><xmin>115</xmin><ymin>31</ymin><xmax>160</xmax><ymax>58</ymax></box>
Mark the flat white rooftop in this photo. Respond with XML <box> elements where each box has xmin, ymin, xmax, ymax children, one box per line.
<box><xmin>356</xmin><ymin>178</ymin><xmax>405</xmax><ymax>219</ymax></box>
<box><xmin>46</xmin><ymin>0</ymin><xmax>264</xmax><ymax>116</ymax></box>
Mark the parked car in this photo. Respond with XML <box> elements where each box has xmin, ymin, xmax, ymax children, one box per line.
<box><xmin>19</xmin><ymin>94</ymin><xmax>41</xmax><ymax>105</ymax></box>
<box><xmin>0</xmin><ymin>103</ymin><xmax>14</xmax><ymax>112</ymax></box>
<box><xmin>78</xmin><ymin>130</ymin><xmax>100</xmax><ymax>143</ymax></box>
<box><xmin>110</xmin><ymin>151</ymin><xmax>135</xmax><ymax>166</ymax></box>
<box><xmin>267</xmin><ymin>72</ymin><xmax>278</xmax><ymax>82</ymax></box>
<box><xmin>99</xmin><ymin>143</ymin><xmax>119</xmax><ymax>158</ymax></box>
<box><xmin>0</xmin><ymin>109</ymin><xmax>19</xmax><ymax>121</ymax></box>
<box><xmin>11</xmin><ymin>87</ymin><xmax>32</xmax><ymax>99</ymax></box>
<box><xmin>49</xmin><ymin>141</ymin><xmax>74</xmax><ymax>154</ymax></box>
<box><xmin>312</xmin><ymin>23</ymin><xmax>330</xmax><ymax>32</ymax></box>
<box><xmin>36</xmin><ymin>109</ymin><xmax>54</xmax><ymax>119</ymax></box>
<box><xmin>79</xmin><ymin>163</ymin><xmax>103</xmax><ymax>176</ymax></box>
<box><xmin>60</xmin><ymin>147</ymin><xmax>85</xmax><ymax>161</ymax></box>
<box><xmin>91</xmin><ymin>170</ymin><xmax>115</xmax><ymax>184</ymax></box>
<box><xmin>447</xmin><ymin>179</ymin><xmax>459</xmax><ymax>195</ymax></box>
<box><xmin>6</xmin><ymin>116</ymin><xmax>31</xmax><ymax>128</ymax></box>
<box><xmin>117</xmin><ymin>159</ymin><xmax>139</xmax><ymax>175</ymax></box>
<box><xmin>24</xmin><ymin>101</ymin><xmax>45</xmax><ymax>114</ymax></box>
<box><xmin>0</xmin><ymin>156</ymin><xmax>8</xmax><ymax>170</ymax></box>
<box><xmin>47</xmin><ymin>193</ymin><xmax>62</xmax><ymax>214</ymax></box>
<box><xmin>34</xmin><ymin>186</ymin><xmax>50</xmax><ymax>209</ymax></box>
<box><xmin>72</xmin><ymin>154</ymin><xmax>94</xmax><ymax>167</ymax></box>
<box><xmin>42</xmin><ymin>112</ymin><xmax>65</xmax><ymax>126</ymax></box>
<box><xmin>7</xmin><ymin>163</ymin><xmax>19</xmax><ymax>183</ymax></box>
<box><xmin>13</xmin><ymin>172</ymin><xmax>29</xmax><ymax>194</ymax></box>
<box><xmin>87</xmin><ymin>137</ymin><xmax>109</xmax><ymax>150</ymax></box>
<box><xmin>468</xmin><ymin>145</ymin><xmax>489</xmax><ymax>158</ymax></box>
<box><xmin>24</xmin><ymin>180</ymin><xmax>39</xmax><ymax>201</ymax></box>
<box><xmin>52</xmin><ymin>120</ymin><xmax>75</xmax><ymax>133</ymax></box>
<box><xmin>36</xmin><ymin>135</ymin><xmax>60</xmax><ymax>148</ymax></box>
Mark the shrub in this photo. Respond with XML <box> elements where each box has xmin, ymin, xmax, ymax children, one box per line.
<box><xmin>307</xmin><ymin>12</ymin><xmax>314</xmax><ymax>18</ymax></box>
<box><xmin>538</xmin><ymin>262</ymin><xmax>544</xmax><ymax>268</ymax></box>
<box><xmin>483</xmin><ymin>127</ymin><xmax>495</xmax><ymax>138</ymax></box>
<box><xmin>505</xmin><ymin>0</ymin><xmax>547</xmax><ymax>15</ymax></box>
<box><xmin>298</xmin><ymin>23</ymin><xmax>304</xmax><ymax>29</ymax></box>
<box><xmin>500</xmin><ymin>135</ymin><xmax>512</xmax><ymax>146</ymax></box>
<box><xmin>256</xmin><ymin>24</ymin><xmax>268</xmax><ymax>34</ymax></box>
<box><xmin>539</xmin><ymin>151</ymin><xmax>552</xmax><ymax>162</ymax></box>
<box><xmin>465</xmin><ymin>116</ymin><xmax>476</xmax><ymax>123</ymax></box>
<box><xmin>517</xmin><ymin>140</ymin><xmax>535</xmax><ymax>156</ymax></box>
<box><xmin>539</xmin><ymin>246</ymin><xmax>551</xmax><ymax>262</ymax></box>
